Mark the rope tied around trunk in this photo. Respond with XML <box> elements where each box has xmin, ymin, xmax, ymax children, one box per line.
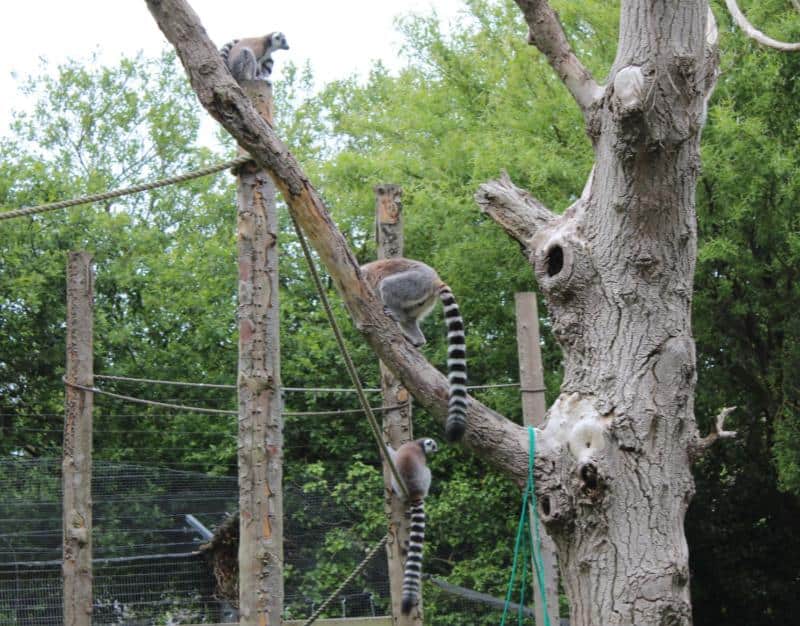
<box><xmin>500</xmin><ymin>426</ymin><xmax>551</xmax><ymax>626</ymax></box>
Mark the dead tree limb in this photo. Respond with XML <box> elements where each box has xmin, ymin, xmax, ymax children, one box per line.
<box><xmin>513</xmin><ymin>0</ymin><xmax>604</xmax><ymax>113</ymax></box>
<box><xmin>723</xmin><ymin>0</ymin><xmax>800</xmax><ymax>51</ymax></box>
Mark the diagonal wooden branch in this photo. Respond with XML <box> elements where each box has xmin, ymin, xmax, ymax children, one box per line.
<box><xmin>724</xmin><ymin>0</ymin><xmax>800</xmax><ymax>51</ymax></box>
<box><xmin>514</xmin><ymin>0</ymin><xmax>604</xmax><ymax>112</ymax></box>
<box><xmin>144</xmin><ymin>0</ymin><xmax>531</xmax><ymax>481</ymax></box>
<box><xmin>475</xmin><ymin>172</ymin><xmax>557</xmax><ymax>252</ymax></box>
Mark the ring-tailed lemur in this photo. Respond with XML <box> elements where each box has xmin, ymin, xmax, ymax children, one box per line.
<box><xmin>388</xmin><ymin>437</ymin><xmax>438</xmax><ymax>615</ymax></box>
<box><xmin>361</xmin><ymin>258</ymin><xmax>468</xmax><ymax>442</ymax></box>
<box><xmin>219</xmin><ymin>32</ymin><xmax>289</xmax><ymax>83</ymax></box>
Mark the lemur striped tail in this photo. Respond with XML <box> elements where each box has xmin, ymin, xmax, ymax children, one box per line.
<box><xmin>401</xmin><ymin>498</ymin><xmax>426</xmax><ymax>615</ymax></box>
<box><xmin>219</xmin><ymin>40</ymin><xmax>238</xmax><ymax>65</ymax></box>
<box><xmin>439</xmin><ymin>285</ymin><xmax>467</xmax><ymax>442</ymax></box>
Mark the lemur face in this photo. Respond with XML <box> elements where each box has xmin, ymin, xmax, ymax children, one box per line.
<box><xmin>270</xmin><ymin>32</ymin><xmax>289</xmax><ymax>51</ymax></box>
<box><xmin>420</xmin><ymin>438</ymin><xmax>438</xmax><ymax>455</ymax></box>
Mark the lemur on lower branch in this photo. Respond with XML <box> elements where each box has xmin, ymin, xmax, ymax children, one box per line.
<box><xmin>361</xmin><ymin>258</ymin><xmax>468</xmax><ymax>442</ymax></box>
<box><xmin>389</xmin><ymin>437</ymin><xmax>438</xmax><ymax>615</ymax></box>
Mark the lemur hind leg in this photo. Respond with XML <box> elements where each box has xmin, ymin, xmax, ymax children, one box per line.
<box><xmin>378</xmin><ymin>269</ymin><xmax>438</xmax><ymax>347</ymax></box>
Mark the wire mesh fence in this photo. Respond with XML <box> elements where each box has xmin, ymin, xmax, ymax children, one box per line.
<box><xmin>0</xmin><ymin>453</ymin><xmax>401</xmax><ymax>625</ymax></box>
<box><xmin>1</xmin><ymin>398</ymin><xmax>532</xmax><ymax>625</ymax></box>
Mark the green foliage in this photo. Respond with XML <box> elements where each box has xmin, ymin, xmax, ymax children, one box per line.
<box><xmin>688</xmin><ymin>2</ymin><xmax>800</xmax><ymax>625</ymax></box>
<box><xmin>2</xmin><ymin>0</ymin><xmax>800</xmax><ymax>623</ymax></box>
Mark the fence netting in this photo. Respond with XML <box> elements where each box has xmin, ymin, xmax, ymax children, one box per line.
<box><xmin>1</xmin><ymin>455</ymin><xmax>400</xmax><ymax>625</ymax></box>
<box><xmin>1</xmin><ymin>404</ymin><xmax>514</xmax><ymax>625</ymax></box>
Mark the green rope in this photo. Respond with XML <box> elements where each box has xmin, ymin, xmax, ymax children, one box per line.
<box><xmin>500</xmin><ymin>426</ymin><xmax>552</xmax><ymax>626</ymax></box>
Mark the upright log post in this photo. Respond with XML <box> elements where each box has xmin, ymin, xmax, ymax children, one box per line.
<box><xmin>236</xmin><ymin>80</ymin><xmax>283</xmax><ymax>626</ymax></box>
<box><xmin>515</xmin><ymin>292</ymin><xmax>560</xmax><ymax>625</ymax></box>
<box><xmin>63</xmin><ymin>251</ymin><xmax>94</xmax><ymax>626</ymax></box>
<box><xmin>375</xmin><ymin>184</ymin><xmax>421</xmax><ymax>625</ymax></box>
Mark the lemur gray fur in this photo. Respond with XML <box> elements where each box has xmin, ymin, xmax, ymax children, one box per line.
<box><xmin>388</xmin><ymin>437</ymin><xmax>438</xmax><ymax>615</ymax></box>
<box><xmin>219</xmin><ymin>32</ymin><xmax>289</xmax><ymax>83</ymax></box>
<box><xmin>361</xmin><ymin>258</ymin><xmax>468</xmax><ymax>442</ymax></box>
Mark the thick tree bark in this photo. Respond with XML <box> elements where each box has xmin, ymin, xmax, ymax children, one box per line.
<box><xmin>145</xmin><ymin>1</ymin><xmax>729</xmax><ymax>624</ymax></box>
<box><xmin>478</xmin><ymin>2</ymin><xmax>721</xmax><ymax>624</ymax></box>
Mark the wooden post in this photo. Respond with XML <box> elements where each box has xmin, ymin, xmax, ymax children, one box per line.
<box><xmin>237</xmin><ymin>80</ymin><xmax>283</xmax><ymax>626</ymax></box>
<box><xmin>515</xmin><ymin>292</ymin><xmax>560</xmax><ymax>626</ymax></box>
<box><xmin>63</xmin><ymin>251</ymin><xmax>94</xmax><ymax>626</ymax></box>
<box><xmin>375</xmin><ymin>184</ymin><xmax>421</xmax><ymax>626</ymax></box>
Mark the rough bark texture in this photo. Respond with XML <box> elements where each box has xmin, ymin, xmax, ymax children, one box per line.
<box><xmin>236</xmin><ymin>81</ymin><xmax>283</xmax><ymax>626</ymax></box>
<box><xmin>374</xmin><ymin>185</ymin><xmax>423</xmax><ymax>626</ymax></box>
<box><xmin>63</xmin><ymin>251</ymin><xmax>94</xmax><ymax>626</ymax></box>
<box><xmin>145</xmin><ymin>1</ymin><xmax>725</xmax><ymax>624</ymax></box>
<box><xmin>478</xmin><ymin>2</ymin><xmax>720</xmax><ymax>624</ymax></box>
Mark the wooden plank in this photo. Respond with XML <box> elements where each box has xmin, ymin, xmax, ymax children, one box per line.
<box><xmin>374</xmin><ymin>183</ymin><xmax>422</xmax><ymax>626</ymax></box>
<box><xmin>236</xmin><ymin>80</ymin><xmax>283</xmax><ymax>626</ymax></box>
<box><xmin>515</xmin><ymin>292</ymin><xmax>560</xmax><ymax>626</ymax></box>
<box><xmin>514</xmin><ymin>292</ymin><xmax>546</xmax><ymax>422</ymax></box>
<box><xmin>63</xmin><ymin>251</ymin><xmax>94</xmax><ymax>626</ymax></box>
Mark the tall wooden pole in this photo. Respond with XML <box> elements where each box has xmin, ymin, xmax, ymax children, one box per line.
<box><xmin>63</xmin><ymin>251</ymin><xmax>94</xmax><ymax>626</ymax></box>
<box><xmin>515</xmin><ymin>292</ymin><xmax>560</xmax><ymax>626</ymax></box>
<box><xmin>375</xmin><ymin>184</ymin><xmax>421</xmax><ymax>626</ymax></box>
<box><xmin>237</xmin><ymin>80</ymin><xmax>283</xmax><ymax>626</ymax></box>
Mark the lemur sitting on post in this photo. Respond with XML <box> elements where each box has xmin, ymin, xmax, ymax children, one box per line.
<box><xmin>388</xmin><ymin>438</ymin><xmax>438</xmax><ymax>615</ymax></box>
<box><xmin>361</xmin><ymin>258</ymin><xmax>468</xmax><ymax>442</ymax></box>
<box><xmin>219</xmin><ymin>32</ymin><xmax>289</xmax><ymax>83</ymax></box>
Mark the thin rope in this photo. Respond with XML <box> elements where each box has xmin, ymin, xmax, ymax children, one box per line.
<box><xmin>96</xmin><ymin>374</ymin><xmax>384</xmax><ymax>393</ymax></box>
<box><xmin>65</xmin><ymin>379</ymin><xmax>408</xmax><ymax>418</ymax></box>
<box><xmin>302</xmin><ymin>534</ymin><xmax>389</xmax><ymax>626</ymax></box>
<box><xmin>283</xmin><ymin>386</ymin><xmax>382</xmax><ymax>393</ymax></box>
<box><xmin>470</xmin><ymin>383</ymin><xmax>521</xmax><ymax>390</ymax></box>
<box><xmin>0</xmin><ymin>155</ymin><xmax>252</xmax><ymax>221</ymax></box>
<box><xmin>289</xmin><ymin>213</ymin><xmax>409</xmax><ymax>500</ymax></box>
<box><xmin>64</xmin><ymin>379</ymin><xmax>237</xmax><ymax>415</ymax></box>
<box><xmin>95</xmin><ymin>374</ymin><xmax>235</xmax><ymax>389</ymax></box>
<box><xmin>284</xmin><ymin>403</ymin><xmax>409</xmax><ymax>417</ymax></box>
<box><xmin>95</xmin><ymin>373</ymin><xmax>513</xmax><ymax>393</ymax></box>
<box><xmin>500</xmin><ymin>426</ymin><xmax>551</xmax><ymax>626</ymax></box>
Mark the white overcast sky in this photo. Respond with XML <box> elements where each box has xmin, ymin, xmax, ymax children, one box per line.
<box><xmin>0</xmin><ymin>0</ymin><xmax>465</xmax><ymax>138</ymax></box>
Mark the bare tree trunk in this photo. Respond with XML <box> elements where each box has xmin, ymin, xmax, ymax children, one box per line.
<box><xmin>478</xmin><ymin>3</ymin><xmax>721</xmax><ymax>623</ymax></box>
<box><xmin>63</xmin><ymin>251</ymin><xmax>94</xmax><ymax>626</ymax></box>
<box><xmin>145</xmin><ymin>2</ymin><xmax>730</xmax><ymax>624</ymax></box>
<box><xmin>374</xmin><ymin>184</ymin><xmax>423</xmax><ymax>626</ymax></box>
<box><xmin>236</xmin><ymin>81</ymin><xmax>283</xmax><ymax>626</ymax></box>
